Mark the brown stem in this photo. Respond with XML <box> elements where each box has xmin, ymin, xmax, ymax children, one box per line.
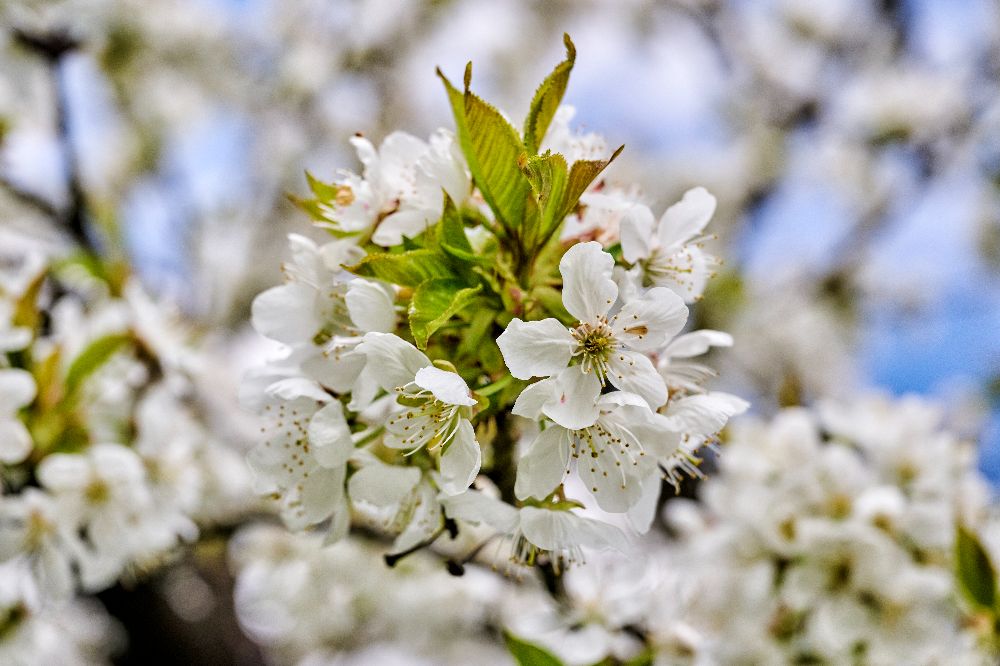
<box><xmin>11</xmin><ymin>27</ymin><xmax>94</xmax><ymax>253</ymax></box>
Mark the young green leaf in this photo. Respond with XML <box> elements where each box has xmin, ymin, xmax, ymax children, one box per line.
<box><xmin>503</xmin><ymin>631</ymin><xmax>565</xmax><ymax>666</ymax></box>
<box><xmin>437</xmin><ymin>194</ymin><xmax>480</xmax><ymax>263</ymax></box>
<box><xmin>345</xmin><ymin>250</ymin><xmax>457</xmax><ymax>287</ymax></box>
<box><xmin>956</xmin><ymin>524</ymin><xmax>998</xmax><ymax>610</ymax></box>
<box><xmin>438</xmin><ymin>66</ymin><xmax>530</xmax><ymax>233</ymax></box>
<box><xmin>64</xmin><ymin>333</ymin><xmax>133</xmax><ymax>399</ymax></box>
<box><xmin>523</xmin><ymin>33</ymin><xmax>577</xmax><ymax>155</ymax></box>
<box><xmin>521</xmin><ymin>152</ymin><xmax>569</xmax><ymax>252</ymax></box>
<box><xmin>304</xmin><ymin>170</ymin><xmax>339</xmax><ymax>201</ymax></box>
<box><xmin>408</xmin><ymin>279</ymin><xmax>483</xmax><ymax>349</ymax></box>
<box><xmin>557</xmin><ymin>145</ymin><xmax>625</xmax><ymax>225</ymax></box>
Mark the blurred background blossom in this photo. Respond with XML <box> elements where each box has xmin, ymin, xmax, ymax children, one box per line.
<box><xmin>1</xmin><ymin>0</ymin><xmax>999</xmax><ymax>663</ymax></box>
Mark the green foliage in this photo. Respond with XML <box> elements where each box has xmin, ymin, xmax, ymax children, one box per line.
<box><xmin>438</xmin><ymin>65</ymin><xmax>531</xmax><ymax>235</ymax></box>
<box><xmin>503</xmin><ymin>631</ymin><xmax>565</xmax><ymax>666</ymax></box>
<box><xmin>408</xmin><ymin>279</ymin><xmax>483</xmax><ymax>349</ymax></box>
<box><xmin>437</xmin><ymin>37</ymin><xmax>623</xmax><ymax>288</ymax></box>
<box><xmin>523</xmin><ymin>34</ymin><xmax>576</xmax><ymax>155</ymax></box>
<box><xmin>520</xmin><ymin>152</ymin><xmax>568</xmax><ymax>254</ymax></box>
<box><xmin>64</xmin><ymin>333</ymin><xmax>133</xmax><ymax>399</ymax></box>
<box><xmin>346</xmin><ymin>249</ymin><xmax>457</xmax><ymax>287</ymax></box>
<box><xmin>438</xmin><ymin>195</ymin><xmax>489</xmax><ymax>265</ymax></box>
<box><xmin>956</xmin><ymin>525</ymin><xmax>998</xmax><ymax>610</ymax></box>
<box><xmin>560</xmin><ymin>146</ymin><xmax>623</xmax><ymax>222</ymax></box>
<box><xmin>286</xmin><ymin>171</ymin><xmax>358</xmax><ymax>237</ymax></box>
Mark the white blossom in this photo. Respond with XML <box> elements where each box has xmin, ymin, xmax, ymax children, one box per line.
<box><xmin>620</xmin><ymin>187</ymin><xmax>719</xmax><ymax>303</ymax></box>
<box><xmin>498</xmin><ymin>241</ymin><xmax>688</xmax><ymax>422</ymax></box>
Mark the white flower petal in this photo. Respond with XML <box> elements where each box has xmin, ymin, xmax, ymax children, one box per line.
<box><xmin>250</xmin><ymin>283</ymin><xmax>320</xmax><ymax>344</ymax></box>
<box><xmin>613</xmin><ymin>287</ymin><xmax>688</xmax><ymax>352</ymax></box>
<box><xmin>662</xmin><ymin>392</ymin><xmax>750</xmax><ymax>435</ymax></box>
<box><xmin>657</xmin><ymin>186</ymin><xmax>716</xmax><ymax>249</ymax></box>
<box><xmin>346</xmin><ymin>279</ymin><xmax>396</xmax><ymax>333</ymax></box>
<box><xmin>0</xmin><ymin>420</ymin><xmax>33</xmax><ymax>464</ymax></box>
<box><xmin>515</xmin><ymin>425</ymin><xmax>572</xmax><ymax>501</ymax></box>
<box><xmin>372</xmin><ymin>208</ymin><xmax>435</xmax><ymax>246</ymax></box>
<box><xmin>663</xmin><ymin>329</ymin><xmax>733</xmax><ymax>358</ymax></box>
<box><xmin>265</xmin><ymin>377</ymin><xmax>330</xmax><ymax>402</ymax></box>
<box><xmin>541</xmin><ymin>367</ymin><xmax>601</xmax><ymax>430</ymax></box>
<box><xmin>607</xmin><ymin>351</ymin><xmax>668</xmax><ymax>409</ymax></box>
<box><xmin>496</xmin><ymin>318</ymin><xmax>575</xmax><ymax>380</ymax></box>
<box><xmin>348</xmin><ymin>460</ymin><xmax>421</xmax><ymax>510</ymax></box>
<box><xmin>37</xmin><ymin>454</ymin><xmax>89</xmax><ymax>492</ymax></box>
<box><xmin>296</xmin><ymin>465</ymin><xmax>346</xmax><ymax>528</ymax></box>
<box><xmin>520</xmin><ymin>507</ymin><xmax>627</xmax><ymax>553</ymax></box>
<box><xmin>654</xmin><ymin>245</ymin><xmax>712</xmax><ymax>302</ymax></box>
<box><xmin>324</xmin><ymin>494</ymin><xmax>352</xmax><ymax>546</ymax></box>
<box><xmin>579</xmin><ymin>442</ymin><xmax>643</xmax><ymax>513</ymax></box>
<box><xmin>0</xmin><ymin>368</ymin><xmax>36</xmax><ymax>410</ymax></box>
<box><xmin>559</xmin><ymin>241</ymin><xmax>618</xmax><ymax>323</ymax></box>
<box><xmin>355</xmin><ymin>332</ymin><xmax>430</xmax><ymax>391</ymax></box>
<box><xmin>512</xmin><ymin>378</ymin><xmax>557</xmax><ymax>420</ymax></box>
<box><xmin>438</xmin><ymin>419</ymin><xmax>481</xmax><ymax>495</ymax></box>
<box><xmin>350</xmin><ymin>135</ymin><xmax>378</xmax><ymax>173</ymax></box>
<box><xmin>319</xmin><ymin>239</ymin><xmax>365</xmax><ymax>273</ymax></box>
<box><xmin>627</xmin><ymin>474</ymin><xmax>663</xmax><ymax>534</ymax></box>
<box><xmin>439</xmin><ymin>491</ymin><xmax>519</xmax><ymax>533</ymax></box>
<box><xmin>301</xmin><ymin>346</ymin><xmax>367</xmax><ymax>393</ymax></box>
<box><xmin>390</xmin><ymin>479</ymin><xmax>442</xmax><ymax>555</ymax></box>
<box><xmin>414</xmin><ymin>366</ymin><xmax>476</xmax><ymax>406</ymax></box>
<box><xmin>0</xmin><ymin>326</ymin><xmax>31</xmax><ymax>352</ymax></box>
<box><xmin>307</xmin><ymin>401</ymin><xmax>354</xmax><ymax>468</ymax></box>
<box><xmin>619</xmin><ymin>204</ymin><xmax>656</xmax><ymax>263</ymax></box>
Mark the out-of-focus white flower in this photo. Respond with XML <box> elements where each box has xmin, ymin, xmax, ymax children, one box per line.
<box><xmin>499</xmin><ymin>241</ymin><xmax>688</xmax><ymax>421</ymax></box>
<box><xmin>663</xmin><ymin>397</ymin><xmax>990</xmax><ymax>664</ymax></box>
<box><xmin>0</xmin><ymin>561</ymin><xmax>121</xmax><ymax>666</ymax></box>
<box><xmin>620</xmin><ymin>187</ymin><xmax>719</xmax><ymax>303</ymax></box>
<box><xmin>229</xmin><ymin>524</ymin><xmax>504</xmax><ymax>665</ymax></box>
<box><xmin>36</xmin><ymin>443</ymin><xmax>194</xmax><ymax>591</ymax></box>
<box><xmin>0</xmin><ymin>489</ymin><xmax>81</xmax><ymax>601</ymax></box>
<box><xmin>0</xmin><ymin>369</ymin><xmax>35</xmax><ymax>464</ymax></box>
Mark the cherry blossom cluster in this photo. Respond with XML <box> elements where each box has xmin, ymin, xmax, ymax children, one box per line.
<box><xmin>0</xmin><ymin>240</ymin><xmax>255</xmax><ymax>621</ymax></box>
<box><xmin>655</xmin><ymin>395</ymin><xmax>995</xmax><ymax>664</ymax></box>
<box><xmin>245</xmin><ymin>37</ymin><xmax>746</xmax><ymax>572</ymax></box>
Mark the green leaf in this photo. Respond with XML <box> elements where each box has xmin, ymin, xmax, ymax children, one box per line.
<box><xmin>438</xmin><ymin>66</ymin><xmax>530</xmax><ymax>233</ymax></box>
<box><xmin>956</xmin><ymin>525</ymin><xmax>998</xmax><ymax>610</ymax></box>
<box><xmin>521</xmin><ymin>152</ymin><xmax>569</xmax><ymax>251</ymax></box>
<box><xmin>437</xmin><ymin>194</ymin><xmax>479</xmax><ymax>263</ymax></box>
<box><xmin>65</xmin><ymin>334</ymin><xmax>132</xmax><ymax>399</ymax></box>
<box><xmin>530</xmin><ymin>285</ymin><xmax>575</xmax><ymax>325</ymax></box>
<box><xmin>408</xmin><ymin>279</ymin><xmax>483</xmax><ymax>349</ymax></box>
<box><xmin>557</xmin><ymin>145</ymin><xmax>624</xmax><ymax>225</ymax></box>
<box><xmin>305</xmin><ymin>170</ymin><xmax>339</xmax><ymax>201</ymax></box>
<box><xmin>503</xmin><ymin>632</ymin><xmax>564</xmax><ymax>666</ymax></box>
<box><xmin>523</xmin><ymin>34</ymin><xmax>576</xmax><ymax>155</ymax></box>
<box><xmin>345</xmin><ymin>250</ymin><xmax>457</xmax><ymax>287</ymax></box>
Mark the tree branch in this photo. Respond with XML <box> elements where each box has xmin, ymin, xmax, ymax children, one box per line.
<box><xmin>10</xmin><ymin>26</ymin><xmax>95</xmax><ymax>253</ymax></box>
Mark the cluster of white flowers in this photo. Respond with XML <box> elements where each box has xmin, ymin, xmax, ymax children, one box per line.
<box><xmin>470</xmin><ymin>395</ymin><xmax>997</xmax><ymax>666</ymax></box>
<box><xmin>228</xmin><ymin>525</ymin><xmax>509</xmax><ymax>666</ymax></box>
<box><xmin>0</xmin><ymin>240</ymin><xmax>255</xmax><ymax>623</ymax></box>
<box><xmin>244</xmin><ymin>38</ymin><xmax>746</xmax><ymax>574</ymax></box>
<box><xmin>657</xmin><ymin>395</ymin><xmax>994</xmax><ymax>664</ymax></box>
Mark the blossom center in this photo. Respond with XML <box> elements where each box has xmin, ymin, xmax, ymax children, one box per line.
<box><xmin>571</xmin><ymin>318</ymin><xmax>618</xmax><ymax>383</ymax></box>
<box><xmin>387</xmin><ymin>384</ymin><xmax>462</xmax><ymax>453</ymax></box>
